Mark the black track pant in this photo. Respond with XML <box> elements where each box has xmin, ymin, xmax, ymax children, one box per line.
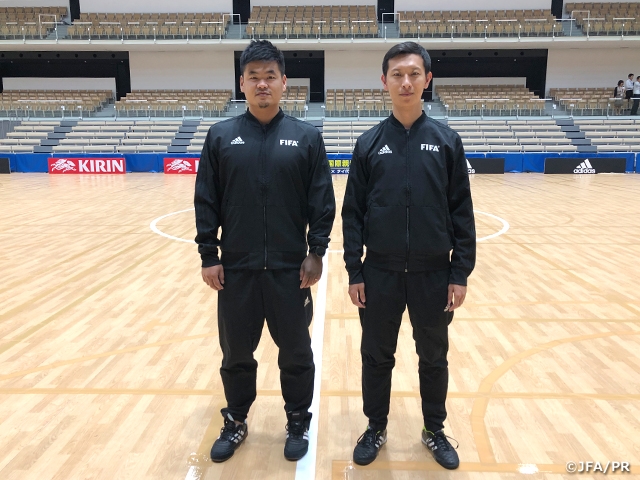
<box><xmin>359</xmin><ymin>262</ymin><xmax>453</xmax><ymax>433</ymax></box>
<box><xmin>218</xmin><ymin>269</ymin><xmax>314</xmax><ymax>422</ymax></box>
<box><xmin>631</xmin><ymin>98</ymin><xmax>640</xmax><ymax>115</ymax></box>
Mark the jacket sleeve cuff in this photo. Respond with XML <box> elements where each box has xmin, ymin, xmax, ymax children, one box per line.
<box><xmin>201</xmin><ymin>254</ymin><xmax>221</xmax><ymax>268</ymax></box>
<box><xmin>348</xmin><ymin>269</ymin><xmax>364</xmax><ymax>285</ymax></box>
<box><xmin>448</xmin><ymin>269</ymin><xmax>468</xmax><ymax>286</ymax></box>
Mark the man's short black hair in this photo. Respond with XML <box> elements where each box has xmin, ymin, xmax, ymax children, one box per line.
<box><xmin>629</xmin><ymin>73</ymin><xmax>635</xmax><ymax>77</ymax></box>
<box><xmin>240</xmin><ymin>40</ymin><xmax>285</xmax><ymax>76</ymax></box>
<box><xmin>382</xmin><ymin>41</ymin><xmax>431</xmax><ymax>76</ymax></box>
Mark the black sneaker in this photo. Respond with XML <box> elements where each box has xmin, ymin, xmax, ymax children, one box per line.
<box><xmin>353</xmin><ymin>426</ymin><xmax>387</xmax><ymax>466</ymax></box>
<box><xmin>284</xmin><ymin>411</ymin><xmax>310</xmax><ymax>461</ymax></box>
<box><xmin>210</xmin><ymin>414</ymin><xmax>248</xmax><ymax>463</ymax></box>
<box><xmin>421</xmin><ymin>428</ymin><xmax>459</xmax><ymax>470</ymax></box>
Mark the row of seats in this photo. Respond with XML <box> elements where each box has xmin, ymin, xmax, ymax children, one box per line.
<box><xmin>550</xmin><ymin>88</ymin><xmax>627</xmax><ymax>115</ymax></box>
<box><xmin>2</xmin><ymin>118</ymin><xmax>638</xmax><ymax>154</ymax></box>
<box><xmin>321</xmin><ymin>119</ymin><xmax>581</xmax><ymax>153</ymax></box>
<box><xmin>0</xmin><ymin>90</ymin><xmax>113</xmax><ymax>117</ymax></box>
<box><xmin>574</xmin><ymin>118</ymin><xmax>640</xmax><ymax>152</ymax></box>
<box><xmin>0</xmin><ymin>119</ymin><xmax>210</xmax><ymax>154</ymax></box>
<box><xmin>450</xmin><ymin>119</ymin><xmax>575</xmax><ymax>152</ymax></box>
<box><xmin>326</xmin><ymin>89</ymin><xmax>392</xmax><ymax>116</ymax></box>
<box><xmin>437</xmin><ymin>85</ymin><xmax>546</xmax><ymax>116</ymax></box>
<box><xmin>0</xmin><ymin>6</ymin><xmax>65</xmax><ymax>20</ymax></box>
<box><xmin>398</xmin><ymin>9</ymin><xmax>559</xmax><ymax>38</ymax></box>
<box><xmin>566</xmin><ymin>2</ymin><xmax>639</xmax><ymax>35</ymax></box>
<box><xmin>68</xmin><ymin>13</ymin><xmax>229</xmax><ymax>39</ymax></box>
<box><xmin>0</xmin><ymin>6</ymin><xmax>65</xmax><ymax>39</ymax></box>
<box><xmin>115</xmin><ymin>90</ymin><xmax>233</xmax><ymax>118</ymax></box>
<box><xmin>247</xmin><ymin>4</ymin><xmax>378</xmax><ymax>38</ymax></box>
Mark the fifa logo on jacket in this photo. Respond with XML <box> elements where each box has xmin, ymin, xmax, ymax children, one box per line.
<box><xmin>421</xmin><ymin>144</ymin><xmax>440</xmax><ymax>152</ymax></box>
<box><xmin>280</xmin><ymin>139</ymin><xmax>299</xmax><ymax>146</ymax></box>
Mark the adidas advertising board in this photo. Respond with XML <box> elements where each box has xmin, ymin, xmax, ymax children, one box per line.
<box><xmin>544</xmin><ymin>157</ymin><xmax>626</xmax><ymax>174</ymax></box>
<box><xmin>0</xmin><ymin>157</ymin><xmax>10</xmax><ymax>174</ymax></box>
<box><xmin>48</xmin><ymin>158</ymin><xmax>126</xmax><ymax>174</ymax></box>
<box><xmin>164</xmin><ymin>158</ymin><xmax>199</xmax><ymax>174</ymax></box>
<box><xmin>466</xmin><ymin>157</ymin><xmax>505</xmax><ymax>174</ymax></box>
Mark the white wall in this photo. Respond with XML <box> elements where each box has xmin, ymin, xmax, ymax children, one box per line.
<box><xmin>546</xmin><ymin>48</ymin><xmax>640</xmax><ymax>92</ymax></box>
<box><xmin>129</xmin><ymin>50</ymin><xmax>235</xmax><ymax>91</ymax></box>
<box><xmin>80</xmin><ymin>0</ymin><xmax>232</xmax><ymax>13</ymax></box>
<box><xmin>325</xmin><ymin>50</ymin><xmax>386</xmax><ymax>90</ymax></box>
<box><xmin>3</xmin><ymin>78</ymin><xmax>115</xmax><ymax>91</ymax></box>
<box><xmin>396</xmin><ymin>0</ymin><xmax>551</xmax><ymax>11</ymax></box>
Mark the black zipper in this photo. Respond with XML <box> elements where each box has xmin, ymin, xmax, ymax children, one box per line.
<box><xmin>405</xmin><ymin>129</ymin><xmax>410</xmax><ymax>273</ymax></box>
<box><xmin>262</xmin><ymin>126</ymin><xmax>268</xmax><ymax>270</ymax></box>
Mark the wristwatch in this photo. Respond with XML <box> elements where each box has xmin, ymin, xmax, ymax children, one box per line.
<box><xmin>309</xmin><ymin>246</ymin><xmax>326</xmax><ymax>257</ymax></box>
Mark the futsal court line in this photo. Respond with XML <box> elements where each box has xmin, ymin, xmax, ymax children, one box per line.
<box><xmin>149</xmin><ymin>208</ymin><xmax>511</xmax><ymax>246</ymax></box>
<box><xmin>294</xmin><ymin>254</ymin><xmax>329</xmax><ymax>480</ymax></box>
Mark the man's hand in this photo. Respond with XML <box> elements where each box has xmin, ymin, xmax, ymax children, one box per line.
<box><xmin>446</xmin><ymin>284</ymin><xmax>467</xmax><ymax>311</ymax></box>
<box><xmin>348</xmin><ymin>283</ymin><xmax>366</xmax><ymax>308</ymax></box>
<box><xmin>202</xmin><ymin>265</ymin><xmax>225</xmax><ymax>290</ymax></box>
<box><xmin>300</xmin><ymin>253</ymin><xmax>323</xmax><ymax>288</ymax></box>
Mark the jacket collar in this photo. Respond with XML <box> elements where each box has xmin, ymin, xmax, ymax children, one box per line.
<box><xmin>389</xmin><ymin>110</ymin><xmax>427</xmax><ymax>132</ymax></box>
<box><xmin>244</xmin><ymin>107</ymin><xmax>285</xmax><ymax>130</ymax></box>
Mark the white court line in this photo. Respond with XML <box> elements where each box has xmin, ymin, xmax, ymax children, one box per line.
<box><xmin>327</xmin><ymin>210</ymin><xmax>510</xmax><ymax>253</ymax></box>
<box><xmin>150</xmin><ymin>209</ymin><xmax>510</xmax><ymax>247</ymax></box>
<box><xmin>295</xmin><ymin>254</ymin><xmax>329</xmax><ymax>480</ymax></box>
<box><xmin>150</xmin><ymin>208</ymin><xmax>196</xmax><ymax>244</ymax></box>
<box><xmin>473</xmin><ymin>210</ymin><xmax>510</xmax><ymax>242</ymax></box>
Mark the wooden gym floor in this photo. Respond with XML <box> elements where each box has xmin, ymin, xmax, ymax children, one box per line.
<box><xmin>0</xmin><ymin>173</ymin><xmax>639</xmax><ymax>479</ymax></box>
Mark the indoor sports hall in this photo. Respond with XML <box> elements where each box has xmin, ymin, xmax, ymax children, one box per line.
<box><xmin>1</xmin><ymin>1</ymin><xmax>639</xmax><ymax>479</ymax></box>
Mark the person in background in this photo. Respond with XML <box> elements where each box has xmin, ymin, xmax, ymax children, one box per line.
<box><xmin>625</xmin><ymin>73</ymin><xmax>635</xmax><ymax>109</ymax></box>
<box><xmin>613</xmin><ymin>80</ymin><xmax>625</xmax><ymax>113</ymax></box>
<box><xmin>631</xmin><ymin>76</ymin><xmax>640</xmax><ymax>116</ymax></box>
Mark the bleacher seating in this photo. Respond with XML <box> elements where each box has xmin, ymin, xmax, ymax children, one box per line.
<box><xmin>322</xmin><ymin>120</ymin><xmax>379</xmax><ymax>153</ymax></box>
<box><xmin>325</xmin><ymin>89</ymin><xmax>392</xmax><ymax>117</ymax></box>
<box><xmin>566</xmin><ymin>3</ymin><xmax>639</xmax><ymax>35</ymax></box>
<box><xmin>398</xmin><ymin>9</ymin><xmax>559</xmax><ymax>38</ymax></box>
<box><xmin>280</xmin><ymin>86</ymin><xmax>308</xmax><ymax>117</ymax></box>
<box><xmin>188</xmin><ymin>120</ymin><xmax>221</xmax><ymax>152</ymax></box>
<box><xmin>437</xmin><ymin>85</ymin><xmax>546</xmax><ymax>116</ymax></box>
<box><xmin>0</xmin><ymin>6</ymin><xmax>66</xmax><ymax>39</ymax></box>
<box><xmin>549</xmin><ymin>88</ymin><xmax>623</xmax><ymax>115</ymax></box>
<box><xmin>67</xmin><ymin>12</ymin><xmax>230</xmax><ymax>39</ymax></box>
<box><xmin>246</xmin><ymin>5</ymin><xmax>378</xmax><ymax>39</ymax></box>
<box><xmin>574</xmin><ymin>119</ymin><xmax>640</xmax><ymax>152</ymax></box>
<box><xmin>0</xmin><ymin>119</ymin><xmax>219</xmax><ymax>154</ymax></box>
<box><xmin>115</xmin><ymin>90</ymin><xmax>233</xmax><ymax>117</ymax></box>
<box><xmin>0</xmin><ymin>90</ymin><xmax>113</xmax><ymax>118</ymax></box>
<box><xmin>450</xmin><ymin>119</ymin><xmax>576</xmax><ymax>152</ymax></box>
<box><xmin>321</xmin><ymin>119</ymin><xmax>584</xmax><ymax>154</ymax></box>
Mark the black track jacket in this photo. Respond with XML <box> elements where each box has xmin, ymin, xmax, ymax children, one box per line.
<box><xmin>195</xmin><ymin>109</ymin><xmax>336</xmax><ymax>270</ymax></box>
<box><xmin>342</xmin><ymin>112</ymin><xmax>475</xmax><ymax>286</ymax></box>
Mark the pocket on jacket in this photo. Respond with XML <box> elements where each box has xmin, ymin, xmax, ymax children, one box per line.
<box><xmin>221</xmin><ymin>205</ymin><xmax>263</xmax><ymax>252</ymax></box>
<box><xmin>409</xmin><ymin>206</ymin><xmax>451</xmax><ymax>255</ymax></box>
<box><xmin>365</xmin><ymin>205</ymin><xmax>406</xmax><ymax>255</ymax></box>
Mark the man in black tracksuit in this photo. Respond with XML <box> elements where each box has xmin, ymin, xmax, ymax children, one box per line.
<box><xmin>194</xmin><ymin>40</ymin><xmax>335</xmax><ymax>463</ymax></box>
<box><xmin>342</xmin><ymin>42</ymin><xmax>475</xmax><ymax>470</ymax></box>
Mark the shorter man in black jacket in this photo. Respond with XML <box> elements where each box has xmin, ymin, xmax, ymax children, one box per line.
<box><xmin>195</xmin><ymin>40</ymin><xmax>335</xmax><ymax>463</ymax></box>
<box><xmin>342</xmin><ymin>42</ymin><xmax>476</xmax><ymax>470</ymax></box>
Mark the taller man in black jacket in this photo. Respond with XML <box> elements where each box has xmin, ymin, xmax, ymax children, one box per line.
<box><xmin>195</xmin><ymin>40</ymin><xmax>335</xmax><ymax>463</ymax></box>
<box><xmin>342</xmin><ymin>42</ymin><xmax>476</xmax><ymax>470</ymax></box>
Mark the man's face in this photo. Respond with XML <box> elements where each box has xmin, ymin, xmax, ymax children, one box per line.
<box><xmin>240</xmin><ymin>60</ymin><xmax>286</xmax><ymax>109</ymax></box>
<box><xmin>381</xmin><ymin>54</ymin><xmax>432</xmax><ymax>108</ymax></box>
